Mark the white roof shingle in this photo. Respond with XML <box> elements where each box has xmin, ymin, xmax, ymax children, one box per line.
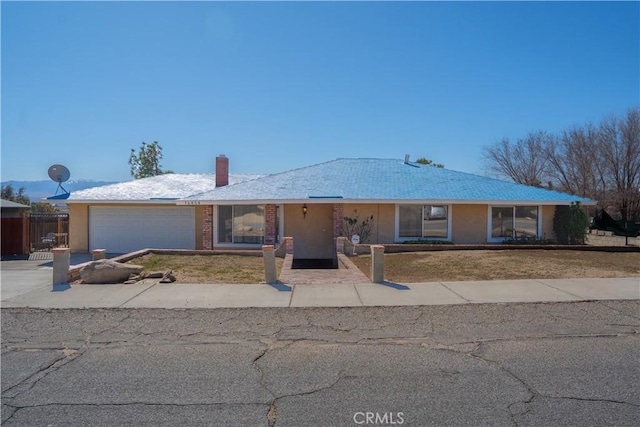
<box><xmin>67</xmin><ymin>173</ymin><xmax>262</xmax><ymax>202</ymax></box>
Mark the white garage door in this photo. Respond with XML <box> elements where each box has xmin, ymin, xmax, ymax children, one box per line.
<box><xmin>89</xmin><ymin>206</ymin><xmax>196</xmax><ymax>253</ymax></box>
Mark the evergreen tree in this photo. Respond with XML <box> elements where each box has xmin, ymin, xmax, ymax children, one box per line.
<box><xmin>128</xmin><ymin>141</ymin><xmax>172</xmax><ymax>179</ymax></box>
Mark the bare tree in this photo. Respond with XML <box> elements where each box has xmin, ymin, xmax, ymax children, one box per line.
<box><xmin>598</xmin><ymin>109</ymin><xmax>640</xmax><ymax>221</ymax></box>
<box><xmin>545</xmin><ymin>123</ymin><xmax>604</xmax><ymax>198</ymax></box>
<box><xmin>482</xmin><ymin>131</ymin><xmax>551</xmax><ymax>187</ymax></box>
<box><xmin>483</xmin><ymin>108</ymin><xmax>640</xmax><ymax>222</ymax></box>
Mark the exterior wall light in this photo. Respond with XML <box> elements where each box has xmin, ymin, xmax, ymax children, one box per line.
<box><xmin>302</xmin><ymin>204</ymin><xmax>308</xmax><ymax>219</ymax></box>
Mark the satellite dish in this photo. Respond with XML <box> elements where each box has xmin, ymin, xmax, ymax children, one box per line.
<box><xmin>48</xmin><ymin>164</ymin><xmax>71</xmax><ymax>183</ymax></box>
<box><xmin>47</xmin><ymin>164</ymin><xmax>71</xmax><ymax>200</ymax></box>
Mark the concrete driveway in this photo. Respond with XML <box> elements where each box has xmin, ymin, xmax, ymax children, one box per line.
<box><xmin>1</xmin><ymin>260</ymin><xmax>52</xmax><ymax>301</ymax></box>
<box><xmin>0</xmin><ymin>253</ymin><xmax>97</xmax><ymax>302</ymax></box>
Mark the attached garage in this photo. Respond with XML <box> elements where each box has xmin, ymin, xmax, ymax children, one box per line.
<box><xmin>89</xmin><ymin>206</ymin><xmax>195</xmax><ymax>253</ymax></box>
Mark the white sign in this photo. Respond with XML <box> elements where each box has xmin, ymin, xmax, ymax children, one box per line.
<box><xmin>351</xmin><ymin>234</ymin><xmax>360</xmax><ymax>244</ymax></box>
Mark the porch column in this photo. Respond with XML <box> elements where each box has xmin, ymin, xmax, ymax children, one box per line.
<box><xmin>332</xmin><ymin>204</ymin><xmax>344</xmax><ymax>262</ymax></box>
<box><xmin>265</xmin><ymin>204</ymin><xmax>277</xmax><ymax>245</ymax></box>
<box><xmin>202</xmin><ymin>205</ymin><xmax>213</xmax><ymax>250</ymax></box>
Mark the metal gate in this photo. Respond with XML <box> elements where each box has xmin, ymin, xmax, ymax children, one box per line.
<box><xmin>29</xmin><ymin>213</ymin><xmax>69</xmax><ymax>252</ymax></box>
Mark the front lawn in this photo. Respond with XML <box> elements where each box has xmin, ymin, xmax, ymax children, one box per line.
<box><xmin>128</xmin><ymin>254</ymin><xmax>283</xmax><ymax>284</ymax></box>
<box><xmin>349</xmin><ymin>250</ymin><xmax>640</xmax><ymax>282</ymax></box>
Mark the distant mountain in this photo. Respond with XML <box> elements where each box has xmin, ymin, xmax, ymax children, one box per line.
<box><xmin>1</xmin><ymin>180</ymin><xmax>120</xmax><ymax>201</ymax></box>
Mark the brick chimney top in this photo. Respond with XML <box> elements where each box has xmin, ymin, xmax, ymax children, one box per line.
<box><xmin>216</xmin><ymin>155</ymin><xmax>229</xmax><ymax>187</ymax></box>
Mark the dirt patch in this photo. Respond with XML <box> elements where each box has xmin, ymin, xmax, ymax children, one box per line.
<box><xmin>126</xmin><ymin>254</ymin><xmax>284</xmax><ymax>284</ymax></box>
<box><xmin>349</xmin><ymin>250</ymin><xmax>640</xmax><ymax>282</ymax></box>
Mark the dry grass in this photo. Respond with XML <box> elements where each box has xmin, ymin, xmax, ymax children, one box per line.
<box><xmin>349</xmin><ymin>250</ymin><xmax>640</xmax><ymax>282</ymax></box>
<box><xmin>128</xmin><ymin>254</ymin><xmax>284</xmax><ymax>284</ymax></box>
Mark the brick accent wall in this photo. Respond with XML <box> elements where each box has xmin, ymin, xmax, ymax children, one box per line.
<box><xmin>332</xmin><ymin>204</ymin><xmax>344</xmax><ymax>262</ymax></box>
<box><xmin>333</xmin><ymin>203</ymin><xmax>344</xmax><ymax>239</ymax></box>
<box><xmin>202</xmin><ymin>205</ymin><xmax>213</xmax><ymax>250</ymax></box>
<box><xmin>265</xmin><ymin>204</ymin><xmax>277</xmax><ymax>245</ymax></box>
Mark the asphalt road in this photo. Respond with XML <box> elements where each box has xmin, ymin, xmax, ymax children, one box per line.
<box><xmin>2</xmin><ymin>301</ymin><xmax>639</xmax><ymax>426</ymax></box>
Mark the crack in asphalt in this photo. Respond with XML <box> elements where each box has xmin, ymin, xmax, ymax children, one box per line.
<box><xmin>542</xmin><ymin>395</ymin><xmax>640</xmax><ymax>407</ymax></box>
<box><xmin>2</xmin><ymin>348</ymin><xmax>87</xmax><ymax>424</ymax></box>
<box><xmin>3</xmin><ymin>401</ymin><xmax>271</xmax><ymax>423</ymax></box>
<box><xmin>598</xmin><ymin>300</ymin><xmax>640</xmax><ymax>321</ymax></box>
<box><xmin>4</xmin><ymin>401</ymin><xmax>270</xmax><ymax>409</ymax></box>
<box><xmin>251</xmin><ymin>339</ymin><xmax>346</xmax><ymax>427</ymax></box>
<box><xmin>470</xmin><ymin>342</ymin><xmax>538</xmax><ymax>427</ymax></box>
<box><xmin>3</xmin><ymin>302</ymin><xmax>639</xmax><ymax>425</ymax></box>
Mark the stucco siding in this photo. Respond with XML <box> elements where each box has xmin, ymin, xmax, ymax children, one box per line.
<box><xmin>542</xmin><ymin>205</ymin><xmax>555</xmax><ymax>240</ymax></box>
<box><xmin>284</xmin><ymin>204</ymin><xmax>334</xmax><ymax>259</ymax></box>
<box><xmin>451</xmin><ymin>204</ymin><xmax>488</xmax><ymax>244</ymax></box>
<box><xmin>342</xmin><ymin>204</ymin><xmax>395</xmax><ymax>244</ymax></box>
<box><xmin>69</xmin><ymin>203</ymin><xmax>89</xmax><ymax>252</ymax></box>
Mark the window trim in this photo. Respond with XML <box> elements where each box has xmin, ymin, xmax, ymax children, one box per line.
<box><xmin>394</xmin><ymin>204</ymin><xmax>452</xmax><ymax>242</ymax></box>
<box><xmin>214</xmin><ymin>204</ymin><xmax>270</xmax><ymax>248</ymax></box>
<box><xmin>486</xmin><ymin>205</ymin><xmax>542</xmax><ymax>243</ymax></box>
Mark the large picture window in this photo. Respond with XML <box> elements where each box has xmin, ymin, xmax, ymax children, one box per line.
<box><xmin>490</xmin><ymin>206</ymin><xmax>538</xmax><ymax>239</ymax></box>
<box><xmin>398</xmin><ymin>205</ymin><xmax>448</xmax><ymax>239</ymax></box>
<box><xmin>218</xmin><ymin>205</ymin><xmax>265</xmax><ymax>244</ymax></box>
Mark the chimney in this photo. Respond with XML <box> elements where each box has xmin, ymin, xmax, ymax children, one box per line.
<box><xmin>216</xmin><ymin>155</ymin><xmax>229</xmax><ymax>187</ymax></box>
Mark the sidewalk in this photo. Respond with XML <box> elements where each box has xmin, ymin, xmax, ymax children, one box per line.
<box><xmin>1</xmin><ymin>267</ymin><xmax>638</xmax><ymax>309</ymax></box>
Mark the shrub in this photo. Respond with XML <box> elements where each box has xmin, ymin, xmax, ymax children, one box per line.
<box><xmin>401</xmin><ymin>239</ymin><xmax>453</xmax><ymax>245</ymax></box>
<box><xmin>502</xmin><ymin>235</ymin><xmax>556</xmax><ymax>245</ymax></box>
<box><xmin>342</xmin><ymin>210</ymin><xmax>375</xmax><ymax>244</ymax></box>
<box><xmin>553</xmin><ymin>202</ymin><xmax>589</xmax><ymax>244</ymax></box>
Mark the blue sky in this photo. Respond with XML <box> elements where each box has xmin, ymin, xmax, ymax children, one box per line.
<box><xmin>2</xmin><ymin>1</ymin><xmax>638</xmax><ymax>182</ymax></box>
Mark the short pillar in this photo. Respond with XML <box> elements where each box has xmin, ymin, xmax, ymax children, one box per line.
<box><xmin>263</xmin><ymin>245</ymin><xmax>277</xmax><ymax>284</ymax></box>
<box><xmin>284</xmin><ymin>237</ymin><xmax>294</xmax><ymax>255</ymax></box>
<box><xmin>336</xmin><ymin>236</ymin><xmax>347</xmax><ymax>254</ymax></box>
<box><xmin>370</xmin><ymin>245</ymin><xmax>385</xmax><ymax>283</ymax></box>
<box><xmin>92</xmin><ymin>249</ymin><xmax>107</xmax><ymax>261</ymax></box>
<box><xmin>52</xmin><ymin>248</ymin><xmax>70</xmax><ymax>286</ymax></box>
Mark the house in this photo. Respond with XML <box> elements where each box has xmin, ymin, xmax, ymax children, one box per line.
<box><xmin>67</xmin><ymin>156</ymin><xmax>594</xmax><ymax>256</ymax></box>
<box><xmin>66</xmin><ymin>156</ymin><xmax>262</xmax><ymax>253</ymax></box>
<box><xmin>1</xmin><ymin>199</ymin><xmax>31</xmax><ymax>255</ymax></box>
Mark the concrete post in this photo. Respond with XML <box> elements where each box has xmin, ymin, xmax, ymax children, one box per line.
<box><xmin>263</xmin><ymin>245</ymin><xmax>277</xmax><ymax>284</ymax></box>
<box><xmin>92</xmin><ymin>249</ymin><xmax>107</xmax><ymax>261</ymax></box>
<box><xmin>336</xmin><ymin>236</ymin><xmax>347</xmax><ymax>254</ymax></box>
<box><xmin>370</xmin><ymin>245</ymin><xmax>385</xmax><ymax>283</ymax></box>
<box><xmin>52</xmin><ymin>248</ymin><xmax>70</xmax><ymax>286</ymax></box>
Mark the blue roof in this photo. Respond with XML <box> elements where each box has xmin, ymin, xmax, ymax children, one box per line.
<box><xmin>186</xmin><ymin>158</ymin><xmax>595</xmax><ymax>204</ymax></box>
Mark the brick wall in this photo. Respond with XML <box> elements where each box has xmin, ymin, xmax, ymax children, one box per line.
<box><xmin>332</xmin><ymin>203</ymin><xmax>343</xmax><ymax>262</ymax></box>
<box><xmin>332</xmin><ymin>203</ymin><xmax>343</xmax><ymax>239</ymax></box>
<box><xmin>202</xmin><ymin>205</ymin><xmax>213</xmax><ymax>250</ymax></box>
<box><xmin>265</xmin><ymin>204</ymin><xmax>277</xmax><ymax>245</ymax></box>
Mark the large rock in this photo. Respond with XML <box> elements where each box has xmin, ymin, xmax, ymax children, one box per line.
<box><xmin>80</xmin><ymin>259</ymin><xmax>144</xmax><ymax>284</ymax></box>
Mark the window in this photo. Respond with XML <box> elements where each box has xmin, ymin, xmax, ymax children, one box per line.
<box><xmin>217</xmin><ymin>205</ymin><xmax>265</xmax><ymax>244</ymax></box>
<box><xmin>398</xmin><ymin>205</ymin><xmax>449</xmax><ymax>239</ymax></box>
<box><xmin>490</xmin><ymin>206</ymin><xmax>539</xmax><ymax>240</ymax></box>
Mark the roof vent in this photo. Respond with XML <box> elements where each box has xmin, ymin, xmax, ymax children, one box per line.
<box><xmin>404</xmin><ymin>154</ymin><xmax>410</xmax><ymax>163</ymax></box>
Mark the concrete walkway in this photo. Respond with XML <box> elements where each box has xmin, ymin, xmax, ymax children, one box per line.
<box><xmin>1</xmin><ymin>260</ymin><xmax>638</xmax><ymax>309</ymax></box>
